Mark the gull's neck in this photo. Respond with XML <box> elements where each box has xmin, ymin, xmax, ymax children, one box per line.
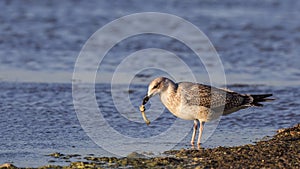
<box><xmin>159</xmin><ymin>80</ymin><xmax>180</xmax><ymax>115</ymax></box>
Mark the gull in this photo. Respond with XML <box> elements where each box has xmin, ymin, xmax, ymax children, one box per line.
<box><xmin>142</xmin><ymin>77</ymin><xmax>273</xmax><ymax>147</ymax></box>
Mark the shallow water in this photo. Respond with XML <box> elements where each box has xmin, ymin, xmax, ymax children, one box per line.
<box><xmin>1</xmin><ymin>82</ymin><xmax>299</xmax><ymax>167</ymax></box>
<box><xmin>0</xmin><ymin>0</ymin><xmax>299</xmax><ymax>167</ymax></box>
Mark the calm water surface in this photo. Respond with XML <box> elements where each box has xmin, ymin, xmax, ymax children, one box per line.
<box><xmin>0</xmin><ymin>0</ymin><xmax>299</xmax><ymax>167</ymax></box>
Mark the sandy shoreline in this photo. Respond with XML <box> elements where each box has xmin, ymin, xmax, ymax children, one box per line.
<box><xmin>1</xmin><ymin>123</ymin><xmax>299</xmax><ymax>169</ymax></box>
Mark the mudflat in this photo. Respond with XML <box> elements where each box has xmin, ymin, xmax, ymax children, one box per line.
<box><xmin>2</xmin><ymin>123</ymin><xmax>298</xmax><ymax>169</ymax></box>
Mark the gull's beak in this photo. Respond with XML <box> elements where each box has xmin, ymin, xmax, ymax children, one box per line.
<box><xmin>142</xmin><ymin>95</ymin><xmax>150</xmax><ymax>105</ymax></box>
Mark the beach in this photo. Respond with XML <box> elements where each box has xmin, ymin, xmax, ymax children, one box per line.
<box><xmin>2</xmin><ymin>123</ymin><xmax>299</xmax><ymax>168</ymax></box>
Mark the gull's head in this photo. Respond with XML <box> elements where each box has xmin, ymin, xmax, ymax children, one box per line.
<box><xmin>147</xmin><ymin>77</ymin><xmax>170</xmax><ymax>98</ymax></box>
<box><xmin>142</xmin><ymin>77</ymin><xmax>172</xmax><ymax>105</ymax></box>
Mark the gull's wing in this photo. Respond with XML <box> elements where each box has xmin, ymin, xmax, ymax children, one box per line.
<box><xmin>178</xmin><ymin>82</ymin><xmax>248</xmax><ymax>113</ymax></box>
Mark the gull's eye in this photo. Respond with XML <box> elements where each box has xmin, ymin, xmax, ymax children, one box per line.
<box><xmin>153</xmin><ymin>83</ymin><xmax>159</xmax><ymax>89</ymax></box>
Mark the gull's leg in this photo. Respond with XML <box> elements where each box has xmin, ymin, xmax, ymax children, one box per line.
<box><xmin>197</xmin><ymin>120</ymin><xmax>205</xmax><ymax>147</ymax></box>
<box><xmin>191</xmin><ymin>120</ymin><xmax>198</xmax><ymax>146</ymax></box>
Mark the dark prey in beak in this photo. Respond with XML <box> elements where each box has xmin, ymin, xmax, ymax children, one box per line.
<box><xmin>139</xmin><ymin>95</ymin><xmax>151</xmax><ymax>125</ymax></box>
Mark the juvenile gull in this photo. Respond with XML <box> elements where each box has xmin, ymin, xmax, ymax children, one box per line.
<box><xmin>141</xmin><ymin>77</ymin><xmax>273</xmax><ymax>147</ymax></box>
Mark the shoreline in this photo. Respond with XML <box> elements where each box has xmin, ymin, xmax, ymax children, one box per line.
<box><xmin>1</xmin><ymin>123</ymin><xmax>299</xmax><ymax>169</ymax></box>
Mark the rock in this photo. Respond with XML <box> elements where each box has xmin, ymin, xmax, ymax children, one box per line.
<box><xmin>127</xmin><ymin>152</ymin><xmax>147</xmax><ymax>159</ymax></box>
<box><xmin>0</xmin><ymin>163</ymin><xmax>18</xmax><ymax>169</ymax></box>
<box><xmin>47</xmin><ymin>152</ymin><xmax>64</xmax><ymax>158</ymax></box>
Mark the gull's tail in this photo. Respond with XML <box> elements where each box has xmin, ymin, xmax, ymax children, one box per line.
<box><xmin>250</xmin><ymin>94</ymin><xmax>274</xmax><ymax>107</ymax></box>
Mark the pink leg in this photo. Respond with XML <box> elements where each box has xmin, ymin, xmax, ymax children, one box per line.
<box><xmin>197</xmin><ymin>120</ymin><xmax>205</xmax><ymax>147</ymax></box>
<box><xmin>191</xmin><ymin>120</ymin><xmax>198</xmax><ymax>146</ymax></box>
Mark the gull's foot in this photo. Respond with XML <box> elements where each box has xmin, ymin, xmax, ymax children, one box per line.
<box><xmin>191</xmin><ymin>141</ymin><xmax>197</xmax><ymax>149</ymax></box>
<box><xmin>197</xmin><ymin>142</ymin><xmax>201</xmax><ymax>149</ymax></box>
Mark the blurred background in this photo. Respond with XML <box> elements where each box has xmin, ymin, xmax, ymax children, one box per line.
<box><xmin>0</xmin><ymin>0</ymin><xmax>299</xmax><ymax>167</ymax></box>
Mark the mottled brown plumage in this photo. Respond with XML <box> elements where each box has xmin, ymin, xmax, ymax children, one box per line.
<box><xmin>142</xmin><ymin>77</ymin><xmax>273</xmax><ymax>147</ymax></box>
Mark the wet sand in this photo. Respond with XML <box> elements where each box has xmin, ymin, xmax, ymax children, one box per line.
<box><xmin>2</xmin><ymin>123</ymin><xmax>299</xmax><ymax>169</ymax></box>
